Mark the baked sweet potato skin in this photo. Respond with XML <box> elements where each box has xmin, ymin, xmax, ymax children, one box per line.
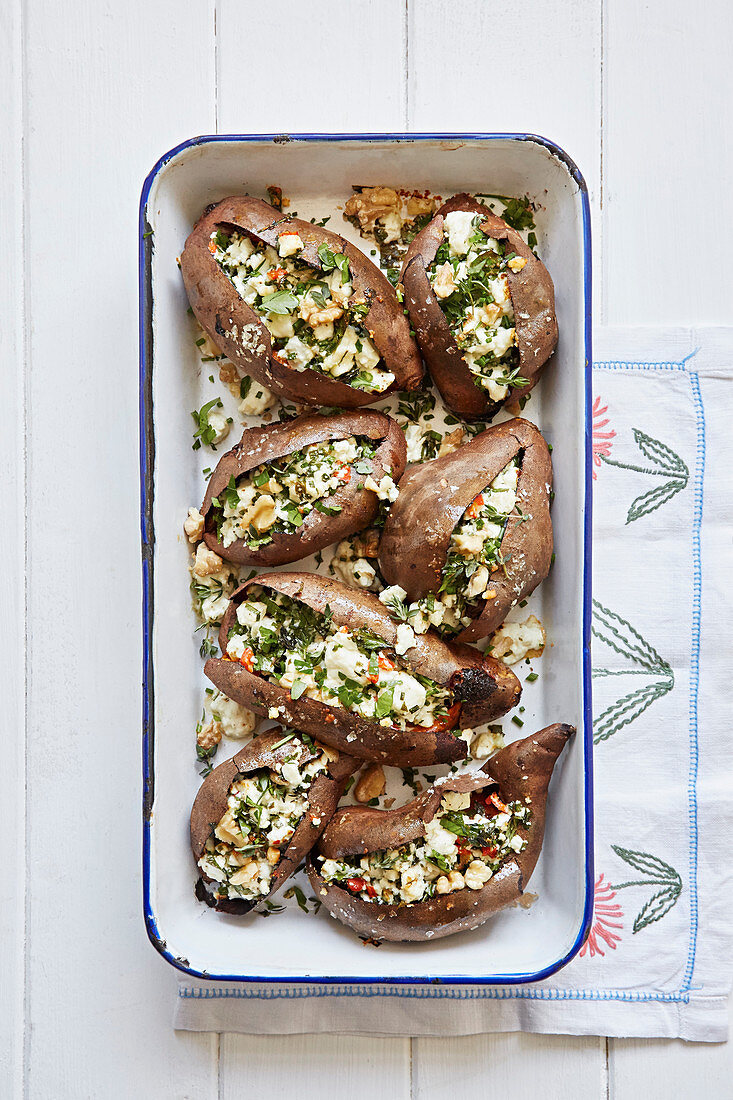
<box><xmin>190</xmin><ymin>728</ymin><xmax>356</xmax><ymax>914</ymax></box>
<box><xmin>401</xmin><ymin>193</ymin><xmax>558</xmax><ymax>421</ymax></box>
<box><xmin>200</xmin><ymin>410</ymin><xmax>407</xmax><ymax>566</ymax></box>
<box><xmin>379</xmin><ymin>417</ymin><xmax>553</xmax><ymax>642</ymax></box>
<box><xmin>180</xmin><ymin>196</ymin><xmax>423</xmax><ymax>408</ymax></box>
<box><xmin>204</xmin><ymin>572</ymin><xmax>521</xmax><ymax>767</ymax></box>
<box><xmin>307</xmin><ymin>723</ymin><xmax>573</xmax><ymax>941</ymax></box>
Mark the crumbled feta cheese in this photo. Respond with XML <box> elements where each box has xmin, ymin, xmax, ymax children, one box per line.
<box><xmin>470</xmin><ymin>728</ymin><xmax>504</xmax><ymax>760</ymax></box>
<box><xmin>208</xmin><ymin>690</ymin><xmax>257</xmax><ymax>740</ymax></box>
<box><xmin>394</xmin><ymin>622</ymin><xmax>417</xmax><ymax>655</ymax></box>
<box><xmin>226</xmin><ymin>635</ymin><xmax>247</xmax><ymax>660</ymax></box>
<box><xmin>263</xmin><ymin>312</ymin><xmax>295</xmax><ymax>340</ymax></box>
<box><xmin>330</xmin><ymin>538</ymin><xmax>380</xmax><ymax>591</ymax></box>
<box><xmin>364</xmin><ymin>474</ymin><xmax>399</xmax><ymax>502</ymax></box>
<box><xmin>207</xmin><ymin>409</ymin><xmax>230</xmax><ymax>445</ymax></box>
<box><xmin>440</xmin><ymin>790</ymin><xmax>472</xmax><ymax>812</ymax></box>
<box><xmin>238</xmin><ymin>380</ymin><xmax>277</xmax><ymax>416</ymax></box>
<box><xmin>490</xmin><ymin>615</ymin><xmax>546</xmax><ymax>665</ymax></box>
<box><xmin>184</xmin><ymin>507</ymin><xmax>205</xmax><ymax>543</ymax></box>
<box><xmin>379</xmin><ymin>584</ymin><xmax>408</xmax><ymax>609</ymax></box>
<box><xmin>424</xmin><ymin>815</ymin><xmax>458</xmax><ymax>857</ymax></box>
<box><xmin>277</xmin><ymin>232</ymin><xmax>303</xmax><ymax>257</ymax></box>
<box><xmin>280</xmin><ymin>761</ymin><xmax>302</xmax><ymax>786</ymax></box>
<box><xmin>282</xmin><ymin>335</ymin><xmax>314</xmax><ymax>369</ymax></box>
<box><xmin>444</xmin><ymin>210</ymin><xmax>477</xmax><ymax>257</ymax></box>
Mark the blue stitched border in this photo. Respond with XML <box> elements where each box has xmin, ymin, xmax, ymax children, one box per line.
<box><xmin>178</xmin><ymin>356</ymin><xmax>705</xmax><ymax>1007</ymax></box>
<box><xmin>682</xmin><ymin>369</ymin><xmax>704</xmax><ymax>990</ymax></box>
<box><xmin>178</xmin><ymin>986</ymin><xmax>697</xmax><ymax>1003</ymax></box>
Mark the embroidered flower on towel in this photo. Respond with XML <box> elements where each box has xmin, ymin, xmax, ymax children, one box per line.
<box><xmin>591</xmin><ymin>396</ymin><xmax>615</xmax><ymax>479</ymax></box>
<box><xmin>580</xmin><ymin>874</ymin><xmax>623</xmax><ymax>958</ymax></box>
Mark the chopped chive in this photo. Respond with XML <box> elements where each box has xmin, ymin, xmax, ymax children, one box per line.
<box><xmin>271</xmin><ymin>732</ymin><xmax>297</xmax><ymax>750</ymax></box>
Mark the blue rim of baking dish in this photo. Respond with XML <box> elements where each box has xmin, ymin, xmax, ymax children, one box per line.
<box><xmin>139</xmin><ymin>132</ymin><xmax>594</xmax><ymax>986</ymax></box>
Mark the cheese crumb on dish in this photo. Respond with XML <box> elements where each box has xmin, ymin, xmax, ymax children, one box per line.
<box><xmin>189</xmin><ymin>545</ymin><xmax>242</xmax><ymax>624</ymax></box>
<box><xmin>205</xmin><ymin>689</ymin><xmax>258</xmax><ymax>740</ymax></box>
<box><xmin>238</xmin><ymin>378</ymin><xmax>278</xmax><ymax>416</ymax></box>
<box><xmin>330</xmin><ymin>534</ymin><xmax>382</xmax><ymax>592</ymax></box>
<box><xmin>489</xmin><ymin>615</ymin><xmax>546</xmax><ymax>665</ymax></box>
<box><xmin>184</xmin><ymin>507</ymin><xmax>205</xmax><ymax>543</ymax></box>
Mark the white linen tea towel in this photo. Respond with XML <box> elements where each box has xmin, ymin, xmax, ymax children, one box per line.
<box><xmin>175</xmin><ymin>328</ymin><xmax>733</xmax><ymax>1041</ymax></box>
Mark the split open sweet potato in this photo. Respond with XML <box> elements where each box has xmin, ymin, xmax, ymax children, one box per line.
<box><xmin>204</xmin><ymin>572</ymin><xmax>521</xmax><ymax>767</ymax></box>
<box><xmin>307</xmin><ymin>723</ymin><xmax>572</xmax><ymax>941</ymax></box>
<box><xmin>200</xmin><ymin>410</ymin><xmax>406</xmax><ymax>566</ymax></box>
<box><xmin>181</xmin><ymin>196</ymin><xmax>423</xmax><ymax>408</ymax></box>
<box><xmin>191</xmin><ymin>728</ymin><xmax>356</xmax><ymax>914</ymax></box>
<box><xmin>379</xmin><ymin>417</ymin><xmax>553</xmax><ymax>642</ymax></box>
<box><xmin>401</xmin><ymin>194</ymin><xmax>557</xmax><ymax>420</ymax></box>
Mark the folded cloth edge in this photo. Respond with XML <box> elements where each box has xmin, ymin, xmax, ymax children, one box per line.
<box><xmin>173</xmin><ymin>984</ymin><xmax>729</xmax><ymax>1042</ymax></box>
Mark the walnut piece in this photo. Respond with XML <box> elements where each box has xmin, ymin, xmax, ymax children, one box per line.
<box><xmin>192</xmin><ymin>542</ymin><xmax>224</xmax><ymax>577</ymax></box>
<box><xmin>197</xmin><ymin>718</ymin><xmax>223</xmax><ymax>752</ymax></box>
<box><xmin>354</xmin><ymin>764</ymin><xmax>386</xmax><ymax>803</ymax></box>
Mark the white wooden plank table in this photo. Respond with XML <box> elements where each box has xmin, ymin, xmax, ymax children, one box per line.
<box><xmin>3</xmin><ymin>0</ymin><xmax>732</xmax><ymax>1095</ymax></box>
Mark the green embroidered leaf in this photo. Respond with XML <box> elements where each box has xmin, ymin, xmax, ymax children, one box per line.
<box><xmin>592</xmin><ymin>600</ymin><xmax>671</xmax><ymax>674</ymax></box>
<box><xmin>593</xmin><ymin>678</ymin><xmax>673</xmax><ymax>743</ymax></box>
<box><xmin>632</xmin><ymin>429</ymin><xmax>689</xmax><ymax>478</ymax></box>
<box><xmin>626</xmin><ymin>478</ymin><xmax>687</xmax><ymax>525</ymax></box>
<box><xmin>611</xmin><ymin>846</ymin><xmax>681</xmax><ymax>884</ymax></box>
<box><xmin>632</xmin><ymin>883</ymin><xmax>682</xmax><ymax>932</ymax></box>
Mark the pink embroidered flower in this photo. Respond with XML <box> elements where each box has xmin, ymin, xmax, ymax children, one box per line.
<box><xmin>592</xmin><ymin>396</ymin><xmax>615</xmax><ymax>479</ymax></box>
<box><xmin>580</xmin><ymin>874</ymin><xmax>624</xmax><ymax>958</ymax></box>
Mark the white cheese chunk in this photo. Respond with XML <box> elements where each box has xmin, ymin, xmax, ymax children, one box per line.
<box><xmin>444</xmin><ymin>210</ymin><xmax>477</xmax><ymax>257</ymax></box>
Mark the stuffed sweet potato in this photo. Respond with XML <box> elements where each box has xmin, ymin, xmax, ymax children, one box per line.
<box><xmin>307</xmin><ymin>723</ymin><xmax>572</xmax><ymax>941</ymax></box>
<box><xmin>401</xmin><ymin>193</ymin><xmax>557</xmax><ymax>421</ymax></box>
<box><xmin>204</xmin><ymin>572</ymin><xmax>521</xmax><ymax>767</ymax></box>
<box><xmin>379</xmin><ymin>418</ymin><xmax>553</xmax><ymax>642</ymax></box>
<box><xmin>180</xmin><ymin>196</ymin><xmax>423</xmax><ymax>407</ymax></box>
<box><xmin>200</xmin><ymin>410</ymin><xmax>406</xmax><ymax>566</ymax></box>
<box><xmin>191</xmin><ymin>727</ymin><xmax>356</xmax><ymax>913</ymax></box>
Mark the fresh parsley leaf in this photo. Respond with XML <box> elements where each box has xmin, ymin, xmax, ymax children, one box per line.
<box><xmin>317</xmin><ymin>243</ymin><xmax>351</xmax><ymax>284</ymax></box>
<box><xmin>283</xmin><ymin>884</ymin><xmax>310</xmax><ymax>913</ymax></box>
<box><xmin>264</xmin><ymin>289</ymin><xmax>299</xmax><ymax>315</ymax></box>
<box><xmin>375</xmin><ymin>685</ymin><xmax>394</xmax><ymax>719</ymax></box>
<box><xmin>191</xmin><ymin>398</ymin><xmax>223</xmax><ymax>450</ymax></box>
